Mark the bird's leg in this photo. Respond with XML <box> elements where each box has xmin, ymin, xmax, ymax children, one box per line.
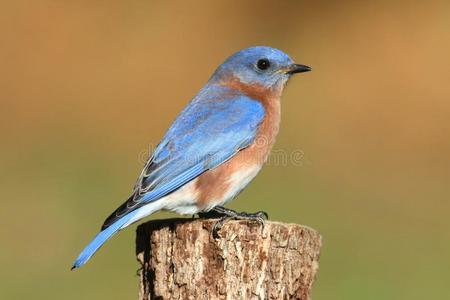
<box><xmin>209</xmin><ymin>206</ymin><xmax>269</xmax><ymax>238</ymax></box>
<box><xmin>213</xmin><ymin>206</ymin><xmax>269</xmax><ymax>220</ymax></box>
<box><xmin>197</xmin><ymin>210</ymin><xmax>224</xmax><ymax>219</ymax></box>
<box><xmin>211</xmin><ymin>206</ymin><xmax>239</xmax><ymax>217</ymax></box>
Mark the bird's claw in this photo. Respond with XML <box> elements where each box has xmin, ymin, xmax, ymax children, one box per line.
<box><xmin>212</xmin><ymin>215</ymin><xmax>231</xmax><ymax>238</ymax></box>
<box><xmin>239</xmin><ymin>210</ymin><xmax>268</xmax><ymax>220</ymax></box>
<box><xmin>209</xmin><ymin>206</ymin><xmax>269</xmax><ymax>238</ymax></box>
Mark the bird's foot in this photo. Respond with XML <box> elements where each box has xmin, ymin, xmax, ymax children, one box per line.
<box><xmin>197</xmin><ymin>210</ymin><xmax>224</xmax><ymax>219</ymax></box>
<box><xmin>209</xmin><ymin>206</ymin><xmax>269</xmax><ymax>238</ymax></box>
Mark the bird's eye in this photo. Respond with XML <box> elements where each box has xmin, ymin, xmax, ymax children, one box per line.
<box><xmin>256</xmin><ymin>58</ymin><xmax>270</xmax><ymax>71</ymax></box>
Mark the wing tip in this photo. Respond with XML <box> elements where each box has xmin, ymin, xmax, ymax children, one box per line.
<box><xmin>101</xmin><ymin>194</ymin><xmax>136</xmax><ymax>230</ymax></box>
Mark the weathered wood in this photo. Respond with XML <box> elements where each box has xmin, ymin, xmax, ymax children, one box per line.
<box><xmin>136</xmin><ymin>218</ymin><xmax>321</xmax><ymax>300</ymax></box>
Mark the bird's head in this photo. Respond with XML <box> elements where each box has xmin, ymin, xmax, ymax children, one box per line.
<box><xmin>211</xmin><ymin>46</ymin><xmax>310</xmax><ymax>91</ymax></box>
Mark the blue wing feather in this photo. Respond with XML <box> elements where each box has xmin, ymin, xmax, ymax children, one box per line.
<box><xmin>135</xmin><ymin>85</ymin><xmax>265</xmax><ymax>206</ymax></box>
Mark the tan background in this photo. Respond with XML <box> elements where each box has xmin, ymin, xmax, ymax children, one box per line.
<box><xmin>1</xmin><ymin>1</ymin><xmax>449</xmax><ymax>299</ymax></box>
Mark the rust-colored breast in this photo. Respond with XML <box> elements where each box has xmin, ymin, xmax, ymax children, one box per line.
<box><xmin>195</xmin><ymin>78</ymin><xmax>282</xmax><ymax>209</ymax></box>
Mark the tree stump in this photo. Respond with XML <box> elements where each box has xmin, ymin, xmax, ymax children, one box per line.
<box><xmin>136</xmin><ymin>218</ymin><xmax>322</xmax><ymax>300</ymax></box>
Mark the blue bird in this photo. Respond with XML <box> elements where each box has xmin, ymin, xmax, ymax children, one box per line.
<box><xmin>72</xmin><ymin>46</ymin><xmax>310</xmax><ymax>269</ymax></box>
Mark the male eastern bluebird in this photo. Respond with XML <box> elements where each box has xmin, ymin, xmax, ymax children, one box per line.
<box><xmin>72</xmin><ymin>46</ymin><xmax>310</xmax><ymax>269</ymax></box>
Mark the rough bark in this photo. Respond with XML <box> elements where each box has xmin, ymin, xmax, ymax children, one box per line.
<box><xmin>136</xmin><ymin>218</ymin><xmax>321</xmax><ymax>300</ymax></box>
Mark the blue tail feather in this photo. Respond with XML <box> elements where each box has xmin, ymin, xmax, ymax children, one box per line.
<box><xmin>71</xmin><ymin>211</ymin><xmax>137</xmax><ymax>270</ymax></box>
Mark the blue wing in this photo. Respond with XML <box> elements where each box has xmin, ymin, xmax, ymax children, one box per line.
<box><xmin>101</xmin><ymin>85</ymin><xmax>265</xmax><ymax>228</ymax></box>
<box><xmin>72</xmin><ymin>85</ymin><xmax>265</xmax><ymax>269</ymax></box>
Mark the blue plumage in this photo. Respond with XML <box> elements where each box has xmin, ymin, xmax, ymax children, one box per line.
<box><xmin>141</xmin><ymin>87</ymin><xmax>265</xmax><ymax>196</ymax></box>
<box><xmin>72</xmin><ymin>210</ymin><xmax>139</xmax><ymax>269</ymax></box>
<box><xmin>72</xmin><ymin>46</ymin><xmax>309</xmax><ymax>269</ymax></box>
<box><xmin>72</xmin><ymin>86</ymin><xmax>265</xmax><ymax>269</ymax></box>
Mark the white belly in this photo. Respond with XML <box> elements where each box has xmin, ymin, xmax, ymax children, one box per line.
<box><xmin>123</xmin><ymin>164</ymin><xmax>262</xmax><ymax>226</ymax></box>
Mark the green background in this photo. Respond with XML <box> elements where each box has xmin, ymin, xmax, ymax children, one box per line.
<box><xmin>1</xmin><ymin>1</ymin><xmax>449</xmax><ymax>299</ymax></box>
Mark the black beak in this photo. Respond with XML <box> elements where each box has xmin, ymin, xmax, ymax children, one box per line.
<box><xmin>287</xmin><ymin>64</ymin><xmax>311</xmax><ymax>74</ymax></box>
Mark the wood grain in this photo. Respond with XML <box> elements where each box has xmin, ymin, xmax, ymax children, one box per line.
<box><xmin>136</xmin><ymin>218</ymin><xmax>321</xmax><ymax>300</ymax></box>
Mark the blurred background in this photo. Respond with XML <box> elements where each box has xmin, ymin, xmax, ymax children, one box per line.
<box><xmin>1</xmin><ymin>1</ymin><xmax>450</xmax><ymax>299</ymax></box>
